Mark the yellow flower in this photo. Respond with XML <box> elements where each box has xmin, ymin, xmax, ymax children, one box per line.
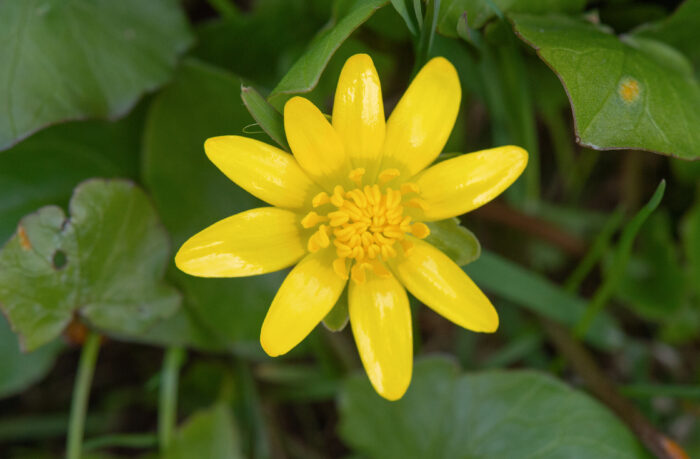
<box><xmin>175</xmin><ymin>54</ymin><xmax>527</xmax><ymax>400</ymax></box>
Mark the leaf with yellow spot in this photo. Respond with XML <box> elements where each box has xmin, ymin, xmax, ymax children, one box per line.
<box><xmin>512</xmin><ymin>13</ymin><xmax>700</xmax><ymax>160</ymax></box>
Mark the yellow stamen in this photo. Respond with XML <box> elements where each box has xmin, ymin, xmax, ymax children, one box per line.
<box><xmin>378</xmin><ymin>168</ymin><xmax>400</xmax><ymax>184</ymax></box>
<box><xmin>305</xmin><ymin>176</ymin><xmax>433</xmax><ymax>283</ymax></box>
<box><xmin>330</xmin><ymin>185</ymin><xmax>345</xmax><ymax>207</ymax></box>
<box><xmin>301</xmin><ymin>211</ymin><xmax>327</xmax><ymax>228</ymax></box>
<box><xmin>312</xmin><ymin>191</ymin><xmax>329</xmax><ymax>208</ymax></box>
<box><xmin>348</xmin><ymin>168</ymin><xmax>366</xmax><ymax>186</ymax></box>
<box><xmin>411</xmin><ymin>222</ymin><xmax>430</xmax><ymax>239</ymax></box>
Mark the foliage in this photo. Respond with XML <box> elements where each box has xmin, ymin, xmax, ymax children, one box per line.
<box><xmin>1</xmin><ymin>0</ymin><xmax>699</xmax><ymax>457</ymax></box>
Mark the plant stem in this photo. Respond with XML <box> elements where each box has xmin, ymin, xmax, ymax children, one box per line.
<box><xmin>574</xmin><ymin>181</ymin><xmax>665</xmax><ymax>339</ymax></box>
<box><xmin>158</xmin><ymin>346</ymin><xmax>185</xmax><ymax>452</ymax></box>
<box><xmin>564</xmin><ymin>208</ymin><xmax>624</xmax><ymax>293</ymax></box>
<box><xmin>66</xmin><ymin>332</ymin><xmax>101</xmax><ymax>459</ymax></box>
<box><xmin>542</xmin><ymin>319</ymin><xmax>685</xmax><ymax>459</ymax></box>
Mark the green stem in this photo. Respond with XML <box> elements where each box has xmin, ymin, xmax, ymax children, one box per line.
<box><xmin>573</xmin><ymin>181</ymin><xmax>665</xmax><ymax>339</ymax></box>
<box><xmin>158</xmin><ymin>346</ymin><xmax>185</xmax><ymax>452</ymax></box>
<box><xmin>66</xmin><ymin>332</ymin><xmax>101</xmax><ymax>459</ymax></box>
<box><xmin>564</xmin><ymin>208</ymin><xmax>624</xmax><ymax>293</ymax></box>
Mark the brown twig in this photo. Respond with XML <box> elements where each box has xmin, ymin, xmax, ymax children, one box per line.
<box><xmin>542</xmin><ymin>319</ymin><xmax>689</xmax><ymax>459</ymax></box>
<box><xmin>472</xmin><ymin>201</ymin><xmax>587</xmax><ymax>256</ymax></box>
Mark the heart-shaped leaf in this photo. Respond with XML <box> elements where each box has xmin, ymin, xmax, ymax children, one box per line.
<box><xmin>0</xmin><ymin>179</ymin><xmax>180</xmax><ymax>350</ymax></box>
<box><xmin>0</xmin><ymin>0</ymin><xmax>192</xmax><ymax>150</ymax></box>
<box><xmin>340</xmin><ymin>357</ymin><xmax>647</xmax><ymax>458</ymax></box>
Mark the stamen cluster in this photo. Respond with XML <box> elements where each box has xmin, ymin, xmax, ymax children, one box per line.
<box><xmin>301</xmin><ymin>168</ymin><xmax>430</xmax><ymax>284</ymax></box>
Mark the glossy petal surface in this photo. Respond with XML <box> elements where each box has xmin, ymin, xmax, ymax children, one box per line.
<box><xmin>175</xmin><ymin>208</ymin><xmax>305</xmax><ymax>277</ymax></box>
<box><xmin>388</xmin><ymin>237</ymin><xmax>498</xmax><ymax>332</ymax></box>
<box><xmin>261</xmin><ymin>249</ymin><xmax>347</xmax><ymax>356</ymax></box>
<box><xmin>204</xmin><ymin>135</ymin><xmax>319</xmax><ymax>210</ymax></box>
<box><xmin>416</xmin><ymin>146</ymin><xmax>528</xmax><ymax>221</ymax></box>
<box><xmin>381</xmin><ymin>57</ymin><xmax>461</xmax><ymax>176</ymax></box>
<box><xmin>332</xmin><ymin>54</ymin><xmax>385</xmax><ymax>175</ymax></box>
<box><xmin>284</xmin><ymin>96</ymin><xmax>348</xmax><ymax>189</ymax></box>
<box><xmin>349</xmin><ymin>271</ymin><xmax>412</xmax><ymax>401</ymax></box>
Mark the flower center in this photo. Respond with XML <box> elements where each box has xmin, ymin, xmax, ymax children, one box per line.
<box><xmin>301</xmin><ymin>168</ymin><xmax>430</xmax><ymax>284</ymax></box>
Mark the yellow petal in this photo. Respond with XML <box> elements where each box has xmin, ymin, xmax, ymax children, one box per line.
<box><xmin>205</xmin><ymin>135</ymin><xmax>319</xmax><ymax>210</ymax></box>
<box><xmin>332</xmin><ymin>54</ymin><xmax>385</xmax><ymax>175</ymax></box>
<box><xmin>381</xmin><ymin>57</ymin><xmax>461</xmax><ymax>176</ymax></box>
<box><xmin>388</xmin><ymin>237</ymin><xmax>498</xmax><ymax>332</ymax></box>
<box><xmin>261</xmin><ymin>248</ymin><xmax>347</xmax><ymax>356</ymax></box>
<box><xmin>349</xmin><ymin>270</ymin><xmax>412</xmax><ymax>401</ymax></box>
<box><xmin>416</xmin><ymin>146</ymin><xmax>528</xmax><ymax>221</ymax></box>
<box><xmin>284</xmin><ymin>96</ymin><xmax>349</xmax><ymax>189</ymax></box>
<box><xmin>175</xmin><ymin>208</ymin><xmax>305</xmax><ymax>277</ymax></box>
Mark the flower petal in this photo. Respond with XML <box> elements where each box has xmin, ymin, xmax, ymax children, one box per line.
<box><xmin>388</xmin><ymin>237</ymin><xmax>498</xmax><ymax>332</ymax></box>
<box><xmin>175</xmin><ymin>208</ymin><xmax>305</xmax><ymax>277</ymax></box>
<box><xmin>332</xmin><ymin>54</ymin><xmax>385</xmax><ymax>174</ymax></box>
<box><xmin>416</xmin><ymin>146</ymin><xmax>528</xmax><ymax>221</ymax></box>
<box><xmin>261</xmin><ymin>248</ymin><xmax>347</xmax><ymax>356</ymax></box>
<box><xmin>381</xmin><ymin>57</ymin><xmax>461</xmax><ymax>176</ymax></box>
<box><xmin>284</xmin><ymin>96</ymin><xmax>349</xmax><ymax>189</ymax></box>
<box><xmin>205</xmin><ymin>135</ymin><xmax>319</xmax><ymax>210</ymax></box>
<box><xmin>349</xmin><ymin>270</ymin><xmax>412</xmax><ymax>401</ymax></box>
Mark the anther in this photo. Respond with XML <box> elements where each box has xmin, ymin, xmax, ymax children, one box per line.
<box><xmin>328</xmin><ymin>211</ymin><xmax>350</xmax><ymax>227</ymax></box>
<box><xmin>379</xmin><ymin>168</ymin><xmax>401</xmax><ymax>184</ymax></box>
<box><xmin>316</xmin><ymin>224</ymin><xmax>330</xmax><ymax>247</ymax></box>
<box><xmin>301</xmin><ymin>211</ymin><xmax>327</xmax><ymax>228</ymax></box>
<box><xmin>411</xmin><ymin>222</ymin><xmax>430</xmax><ymax>238</ymax></box>
<box><xmin>348</xmin><ymin>168</ymin><xmax>366</xmax><ymax>186</ymax></box>
<box><xmin>312</xmin><ymin>192</ymin><xmax>329</xmax><ymax>208</ymax></box>
<box><xmin>331</xmin><ymin>186</ymin><xmax>345</xmax><ymax>207</ymax></box>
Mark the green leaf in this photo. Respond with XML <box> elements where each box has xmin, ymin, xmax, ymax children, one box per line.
<box><xmin>634</xmin><ymin>0</ymin><xmax>700</xmax><ymax>69</ymax></box>
<box><xmin>390</xmin><ymin>0</ymin><xmax>419</xmax><ymax>35</ymax></box>
<box><xmin>425</xmin><ymin>218</ymin><xmax>481</xmax><ymax>266</ymax></box>
<box><xmin>323</xmin><ymin>286</ymin><xmax>349</xmax><ymax>332</ymax></box>
<box><xmin>0</xmin><ymin>113</ymin><xmax>144</xmax><ymax>243</ymax></box>
<box><xmin>682</xmin><ymin>200</ymin><xmax>700</xmax><ymax>290</ymax></box>
<box><xmin>0</xmin><ymin>0</ymin><xmax>192</xmax><ymax>151</ymax></box>
<box><xmin>615</xmin><ymin>212</ymin><xmax>685</xmax><ymax>320</ymax></box>
<box><xmin>267</xmin><ymin>0</ymin><xmax>387</xmax><ymax>107</ymax></box>
<box><xmin>437</xmin><ymin>0</ymin><xmax>585</xmax><ymax>36</ymax></box>
<box><xmin>414</xmin><ymin>0</ymin><xmax>440</xmax><ymax>72</ymax></box>
<box><xmin>511</xmin><ymin>13</ymin><xmax>700</xmax><ymax>160</ymax></box>
<box><xmin>240</xmin><ymin>86</ymin><xmax>289</xmax><ymax>151</ymax></box>
<box><xmin>192</xmin><ymin>0</ymin><xmax>330</xmax><ymax>89</ymax></box>
<box><xmin>340</xmin><ymin>357</ymin><xmax>647</xmax><ymax>458</ymax></box>
<box><xmin>465</xmin><ymin>251</ymin><xmax>624</xmax><ymax>350</ymax></box>
<box><xmin>0</xmin><ymin>179</ymin><xmax>180</xmax><ymax>351</ymax></box>
<box><xmin>143</xmin><ymin>59</ymin><xmax>284</xmax><ymax>353</ymax></box>
<box><xmin>0</xmin><ymin>314</ymin><xmax>62</xmax><ymax>399</ymax></box>
<box><xmin>165</xmin><ymin>404</ymin><xmax>244</xmax><ymax>459</ymax></box>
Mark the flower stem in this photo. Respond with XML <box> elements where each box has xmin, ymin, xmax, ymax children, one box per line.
<box><xmin>66</xmin><ymin>331</ymin><xmax>101</xmax><ymax>459</ymax></box>
<box><xmin>158</xmin><ymin>346</ymin><xmax>185</xmax><ymax>452</ymax></box>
